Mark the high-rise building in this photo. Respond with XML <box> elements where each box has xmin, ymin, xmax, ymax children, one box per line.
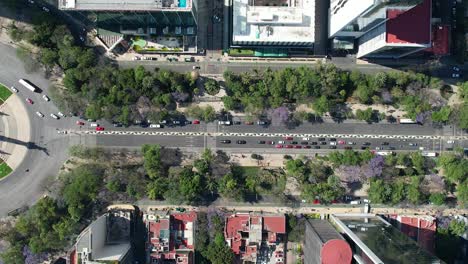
<box><xmin>59</xmin><ymin>0</ymin><xmax>197</xmax><ymax>37</ymax></box>
<box><xmin>329</xmin><ymin>0</ymin><xmax>431</xmax><ymax>58</ymax></box>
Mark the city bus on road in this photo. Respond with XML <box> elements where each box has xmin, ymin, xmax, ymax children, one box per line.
<box><xmin>397</xmin><ymin>118</ymin><xmax>417</xmax><ymax>124</ymax></box>
<box><xmin>422</xmin><ymin>152</ymin><xmax>438</xmax><ymax>157</ymax></box>
<box><xmin>19</xmin><ymin>79</ymin><xmax>37</xmax><ymax>92</ymax></box>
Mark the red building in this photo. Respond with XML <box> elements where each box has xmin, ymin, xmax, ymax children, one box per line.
<box><xmin>387</xmin><ymin>215</ymin><xmax>437</xmax><ymax>253</ymax></box>
<box><xmin>224</xmin><ymin>213</ymin><xmax>286</xmax><ymax>263</ymax></box>
<box><xmin>145</xmin><ymin>211</ymin><xmax>197</xmax><ymax>264</ymax></box>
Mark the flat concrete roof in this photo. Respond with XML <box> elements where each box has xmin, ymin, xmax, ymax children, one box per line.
<box><xmin>58</xmin><ymin>0</ymin><xmax>192</xmax><ymax>11</ymax></box>
<box><xmin>232</xmin><ymin>0</ymin><xmax>315</xmax><ymax>44</ymax></box>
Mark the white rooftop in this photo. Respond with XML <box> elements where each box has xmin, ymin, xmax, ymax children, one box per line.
<box><xmin>232</xmin><ymin>0</ymin><xmax>315</xmax><ymax>44</ymax></box>
<box><xmin>329</xmin><ymin>0</ymin><xmax>375</xmax><ymax>37</ymax></box>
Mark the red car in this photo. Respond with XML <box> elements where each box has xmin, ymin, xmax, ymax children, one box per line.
<box><xmin>267</xmin><ymin>141</ymin><xmax>275</xmax><ymax>145</ymax></box>
<box><xmin>294</xmin><ymin>145</ymin><xmax>302</xmax><ymax>149</ymax></box>
<box><xmin>304</xmin><ymin>145</ymin><xmax>311</xmax><ymax>149</ymax></box>
<box><xmin>244</xmin><ymin>121</ymin><xmax>254</xmax><ymax>125</ymax></box>
<box><xmin>76</xmin><ymin>121</ymin><xmax>85</xmax><ymax>126</ymax></box>
<box><xmin>192</xmin><ymin>119</ymin><xmax>200</xmax><ymax>124</ymax></box>
<box><xmin>313</xmin><ymin>199</ymin><xmax>320</xmax><ymax>204</ymax></box>
<box><xmin>26</xmin><ymin>98</ymin><xmax>33</xmax><ymax>104</ymax></box>
<box><xmin>284</xmin><ymin>136</ymin><xmax>293</xmax><ymax>140</ymax></box>
<box><xmin>96</xmin><ymin>126</ymin><xmax>105</xmax><ymax>131</ymax></box>
<box><xmin>338</xmin><ymin>140</ymin><xmax>346</xmax><ymax>145</ymax></box>
<box><xmin>285</xmin><ymin>145</ymin><xmax>293</xmax><ymax>149</ymax></box>
<box><xmin>275</xmin><ymin>144</ymin><xmax>283</xmax><ymax>148</ymax></box>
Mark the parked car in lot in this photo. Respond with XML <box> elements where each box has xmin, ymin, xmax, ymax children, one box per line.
<box><xmin>57</xmin><ymin>112</ymin><xmax>65</xmax><ymax>117</ymax></box>
<box><xmin>36</xmin><ymin>111</ymin><xmax>44</xmax><ymax>117</ymax></box>
<box><xmin>192</xmin><ymin>119</ymin><xmax>200</xmax><ymax>124</ymax></box>
<box><xmin>50</xmin><ymin>113</ymin><xmax>59</xmax><ymax>119</ymax></box>
<box><xmin>26</xmin><ymin>98</ymin><xmax>33</xmax><ymax>104</ymax></box>
<box><xmin>96</xmin><ymin>126</ymin><xmax>105</xmax><ymax>131</ymax></box>
<box><xmin>10</xmin><ymin>86</ymin><xmax>18</xmax><ymax>93</ymax></box>
<box><xmin>220</xmin><ymin>140</ymin><xmax>231</xmax><ymax>144</ymax></box>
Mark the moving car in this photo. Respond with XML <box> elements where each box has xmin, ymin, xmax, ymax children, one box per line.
<box><xmin>310</xmin><ymin>142</ymin><xmax>318</xmax><ymax>145</ymax></box>
<box><xmin>285</xmin><ymin>145</ymin><xmax>293</xmax><ymax>149</ymax></box>
<box><xmin>218</xmin><ymin>120</ymin><xmax>231</xmax><ymax>125</ymax></box>
<box><xmin>314</xmin><ymin>146</ymin><xmax>321</xmax><ymax>149</ymax></box>
<box><xmin>244</xmin><ymin>121</ymin><xmax>254</xmax><ymax>125</ymax></box>
<box><xmin>275</xmin><ymin>144</ymin><xmax>283</xmax><ymax>148</ymax></box>
<box><xmin>42</xmin><ymin>95</ymin><xmax>50</xmax><ymax>101</ymax></box>
<box><xmin>96</xmin><ymin>126</ymin><xmax>105</xmax><ymax>131</ymax></box>
<box><xmin>328</xmin><ymin>138</ymin><xmax>336</xmax><ymax>141</ymax></box>
<box><xmin>304</xmin><ymin>145</ymin><xmax>311</xmax><ymax>149</ymax></box>
<box><xmin>236</xmin><ymin>140</ymin><xmax>247</xmax><ymax>144</ymax></box>
<box><xmin>362</xmin><ymin>142</ymin><xmax>371</xmax><ymax>146</ymax></box>
<box><xmin>381</xmin><ymin>142</ymin><xmax>389</xmax><ymax>145</ymax></box>
<box><xmin>447</xmin><ymin>140</ymin><xmax>455</xmax><ymax>144</ymax></box>
<box><xmin>57</xmin><ymin>112</ymin><xmax>65</xmax><ymax>117</ymax></box>
<box><xmin>192</xmin><ymin>66</ymin><xmax>201</xmax><ymax>70</ymax></box>
<box><xmin>257</xmin><ymin>120</ymin><xmax>268</xmax><ymax>125</ymax></box>
<box><xmin>36</xmin><ymin>111</ymin><xmax>44</xmax><ymax>117</ymax></box>
<box><xmin>452</xmin><ymin>73</ymin><xmax>460</xmax><ymax>78</ymax></box>
<box><xmin>348</xmin><ymin>142</ymin><xmax>356</xmax><ymax>145</ymax></box>
<box><xmin>42</xmin><ymin>6</ymin><xmax>49</xmax><ymax>12</ymax></box>
<box><xmin>291</xmin><ymin>141</ymin><xmax>298</xmax><ymax>145</ymax></box>
<box><xmin>220</xmin><ymin>140</ymin><xmax>231</xmax><ymax>144</ymax></box>
<box><xmin>10</xmin><ymin>86</ymin><xmax>18</xmax><ymax>93</ymax></box>
<box><xmin>329</xmin><ymin>146</ymin><xmax>337</xmax><ymax>149</ymax></box>
<box><xmin>320</xmin><ymin>141</ymin><xmax>327</xmax><ymax>145</ymax></box>
<box><xmin>278</xmin><ymin>140</ymin><xmax>286</xmax><ymax>144</ymax></box>
<box><xmin>284</xmin><ymin>136</ymin><xmax>293</xmax><ymax>140</ymax></box>
<box><xmin>330</xmin><ymin>142</ymin><xmax>337</xmax><ymax>145</ymax></box>
<box><xmin>113</xmin><ymin>123</ymin><xmax>123</xmax><ymax>127</ymax></box>
<box><xmin>318</xmin><ymin>138</ymin><xmax>326</xmax><ymax>141</ymax></box>
<box><xmin>338</xmin><ymin>140</ymin><xmax>346</xmax><ymax>145</ymax></box>
<box><xmin>294</xmin><ymin>145</ymin><xmax>302</xmax><ymax>149</ymax></box>
<box><xmin>300</xmin><ymin>141</ymin><xmax>308</xmax><ymax>145</ymax></box>
<box><xmin>258</xmin><ymin>140</ymin><xmax>266</xmax><ymax>144</ymax></box>
<box><xmin>76</xmin><ymin>121</ymin><xmax>85</xmax><ymax>126</ymax></box>
<box><xmin>408</xmin><ymin>143</ymin><xmax>417</xmax><ymax>146</ymax></box>
<box><xmin>267</xmin><ymin>141</ymin><xmax>275</xmax><ymax>145</ymax></box>
<box><xmin>26</xmin><ymin>98</ymin><xmax>33</xmax><ymax>104</ymax></box>
<box><xmin>90</xmin><ymin>123</ymin><xmax>99</xmax><ymax>127</ymax></box>
<box><xmin>149</xmin><ymin>124</ymin><xmax>163</xmax><ymax>128</ymax></box>
<box><xmin>302</xmin><ymin>137</ymin><xmax>310</xmax><ymax>141</ymax></box>
<box><xmin>172</xmin><ymin>120</ymin><xmax>181</xmax><ymax>125</ymax></box>
<box><xmin>192</xmin><ymin>120</ymin><xmax>200</xmax><ymax>124</ymax></box>
<box><xmin>50</xmin><ymin>113</ymin><xmax>59</xmax><ymax>119</ymax></box>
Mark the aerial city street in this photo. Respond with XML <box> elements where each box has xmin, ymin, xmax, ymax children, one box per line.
<box><xmin>0</xmin><ymin>0</ymin><xmax>466</xmax><ymax>263</ymax></box>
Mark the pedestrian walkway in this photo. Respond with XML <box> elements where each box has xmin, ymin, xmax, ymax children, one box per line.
<box><xmin>0</xmin><ymin>94</ymin><xmax>31</xmax><ymax>171</ymax></box>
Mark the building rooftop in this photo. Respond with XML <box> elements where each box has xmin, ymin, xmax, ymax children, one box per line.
<box><xmin>331</xmin><ymin>214</ymin><xmax>444</xmax><ymax>264</ymax></box>
<box><xmin>58</xmin><ymin>0</ymin><xmax>192</xmax><ymax>11</ymax></box>
<box><xmin>232</xmin><ymin>0</ymin><xmax>315</xmax><ymax>45</ymax></box>
<box><xmin>386</xmin><ymin>0</ymin><xmax>431</xmax><ymax>44</ymax></box>
<box><xmin>329</xmin><ymin>0</ymin><xmax>375</xmax><ymax>37</ymax></box>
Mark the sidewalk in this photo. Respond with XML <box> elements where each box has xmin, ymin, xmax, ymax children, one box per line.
<box><xmin>0</xmin><ymin>94</ymin><xmax>31</xmax><ymax>171</ymax></box>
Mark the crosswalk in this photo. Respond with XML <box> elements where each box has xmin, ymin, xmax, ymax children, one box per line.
<box><xmin>77</xmin><ymin>129</ymin><xmax>468</xmax><ymax>141</ymax></box>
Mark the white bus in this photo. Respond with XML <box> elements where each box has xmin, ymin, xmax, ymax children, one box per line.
<box><xmin>398</xmin><ymin>118</ymin><xmax>417</xmax><ymax>124</ymax></box>
<box><xmin>422</xmin><ymin>152</ymin><xmax>438</xmax><ymax>157</ymax></box>
<box><xmin>376</xmin><ymin>151</ymin><xmax>394</xmax><ymax>156</ymax></box>
<box><xmin>18</xmin><ymin>79</ymin><xmax>37</xmax><ymax>92</ymax></box>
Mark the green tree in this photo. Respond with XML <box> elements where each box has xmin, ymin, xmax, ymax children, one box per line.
<box><xmin>429</xmin><ymin>193</ymin><xmax>446</xmax><ymax>206</ymax></box>
<box><xmin>302</xmin><ymin>182</ymin><xmax>344</xmax><ymax>204</ymax></box>
<box><xmin>222</xmin><ymin>96</ymin><xmax>236</xmax><ymax>110</ymax></box>
<box><xmin>204</xmin><ymin>232</ymin><xmax>235</xmax><ymax>264</ymax></box>
<box><xmin>355</xmin><ymin>108</ymin><xmax>374</xmax><ymax>122</ymax></box>
<box><xmin>147</xmin><ymin>178</ymin><xmax>168</xmax><ymax>200</ymax></box>
<box><xmin>431</xmin><ymin>106</ymin><xmax>451</xmax><ymax>123</ymax></box>
<box><xmin>203</xmin><ymin>106</ymin><xmax>216</xmax><ymax>122</ymax></box>
<box><xmin>448</xmin><ymin>220</ymin><xmax>466</xmax><ymax>236</ymax></box>
<box><xmin>406</xmin><ymin>176</ymin><xmax>423</xmax><ymax>204</ymax></box>
<box><xmin>368</xmin><ymin>179</ymin><xmax>392</xmax><ymax>204</ymax></box>
<box><xmin>118</xmin><ymin>106</ymin><xmax>132</xmax><ymax>126</ymax></box>
<box><xmin>391</xmin><ymin>180</ymin><xmax>406</xmax><ymax>204</ymax></box>
<box><xmin>285</xmin><ymin>159</ymin><xmax>307</xmax><ymax>182</ymax></box>
<box><xmin>218</xmin><ymin>173</ymin><xmax>244</xmax><ymax>201</ymax></box>
<box><xmin>456</xmin><ymin>179</ymin><xmax>468</xmax><ymax>207</ymax></box>
<box><xmin>204</xmin><ymin>79</ymin><xmax>220</xmax><ymax>95</ymax></box>
<box><xmin>312</xmin><ymin>95</ymin><xmax>331</xmax><ymax>116</ymax></box>
<box><xmin>410</xmin><ymin>152</ymin><xmax>425</xmax><ymax>175</ymax></box>
<box><xmin>142</xmin><ymin>145</ymin><xmax>163</xmax><ymax>179</ymax></box>
<box><xmin>62</xmin><ymin>166</ymin><xmax>103</xmax><ymax>220</ymax></box>
<box><xmin>355</xmin><ymin>84</ymin><xmax>373</xmax><ymax>104</ymax></box>
<box><xmin>40</xmin><ymin>48</ymin><xmax>59</xmax><ymax>67</ymax></box>
<box><xmin>85</xmin><ymin>104</ymin><xmax>102</xmax><ymax>120</ymax></box>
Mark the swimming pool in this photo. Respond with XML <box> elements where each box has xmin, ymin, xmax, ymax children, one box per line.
<box><xmin>178</xmin><ymin>0</ymin><xmax>186</xmax><ymax>7</ymax></box>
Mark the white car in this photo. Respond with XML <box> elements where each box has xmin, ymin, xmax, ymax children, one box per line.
<box><xmin>348</xmin><ymin>142</ymin><xmax>356</xmax><ymax>145</ymax></box>
<box><xmin>452</xmin><ymin>73</ymin><xmax>460</xmax><ymax>78</ymax></box>
<box><xmin>218</xmin><ymin>120</ymin><xmax>231</xmax><ymax>125</ymax></box>
<box><xmin>42</xmin><ymin>95</ymin><xmax>50</xmax><ymax>101</ymax></box>
<box><xmin>50</xmin><ymin>113</ymin><xmax>59</xmax><ymax>119</ymax></box>
<box><xmin>57</xmin><ymin>112</ymin><xmax>65</xmax><ymax>117</ymax></box>
<box><xmin>90</xmin><ymin>123</ymin><xmax>99</xmax><ymax>127</ymax></box>
<box><xmin>330</xmin><ymin>142</ymin><xmax>337</xmax><ymax>145</ymax></box>
<box><xmin>42</xmin><ymin>6</ymin><xmax>49</xmax><ymax>12</ymax></box>
<box><xmin>447</xmin><ymin>140</ymin><xmax>455</xmax><ymax>144</ymax></box>
<box><xmin>149</xmin><ymin>124</ymin><xmax>163</xmax><ymax>128</ymax></box>
<box><xmin>36</xmin><ymin>111</ymin><xmax>44</xmax><ymax>117</ymax></box>
<box><xmin>278</xmin><ymin>141</ymin><xmax>285</xmax><ymax>144</ymax></box>
<box><xmin>302</xmin><ymin>137</ymin><xmax>310</xmax><ymax>141</ymax></box>
<box><xmin>10</xmin><ymin>86</ymin><xmax>18</xmax><ymax>93</ymax></box>
<box><xmin>452</xmin><ymin>66</ymin><xmax>460</xmax><ymax>71</ymax></box>
<box><xmin>133</xmin><ymin>56</ymin><xmax>141</xmax><ymax>61</ymax></box>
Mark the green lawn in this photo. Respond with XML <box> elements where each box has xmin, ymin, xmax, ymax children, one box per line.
<box><xmin>232</xmin><ymin>166</ymin><xmax>260</xmax><ymax>178</ymax></box>
<box><xmin>0</xmin><ymin>83</ymin><xmax>12</xmax><ymax>102</ymax></box>
<box><xmin>0</xmin><ymin>162</ymin><xmax>12</xmax><ymax>179</ymax></box>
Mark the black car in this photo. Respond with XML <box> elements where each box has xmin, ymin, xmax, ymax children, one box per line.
<box><xmin>233</xmin><ymin>121</ymin><xmax>242</xmax><ymax>125</ymax></box>
<box><xmin>389</xmin><ymin>146</ymin><xmax>396</xmax><ymax>150</ymax></box>
<box><xmin>381</xmin><ymin>142</ymin><xmax>390</xmax><ymax>145</ymax></box>
<box><xmin>184</xmin><ymin>120</ymin><xmax>192</xmax><ymax>125</ymax></box>
<box><xmin>257</xmin><ymin>120</ymin><xmax>269</xmax><ymax>126</ymax></box>
<box><xmin>344</xmin><ymin>146</ymin><xmax>352</xmax><ymax>150</ymax></box>
<box><xmin>172</xmin><ymin>120</ymin><xmax>181</xmax><ymax>126</ymax></box>
<box><xmin>362</xmin><ymin>142</ymin><xmax>371</xmax><ymax>146</ymax></box>
<box><xmin>113</xmin><ymin>122</ymin><xmax>123</xmax><ymax>127</ymax></box>
<box><xmin>291</xmin><ymin>141</ymin><xmax>298</xmax><ymax>145</ymax></box>
<box><xmin>310</xmin><ymin>142</ymin><xmax>318</xmax><ymax>145</ymax></box>
<box><xmin>300</xmin><ymin>141</ymin><xmax>308</xmax><ymax>145</ymax></box>
<box><xmin>314</xmin><ymin>146</ymin><xmax>321</xmax><ymax>149</ymax></box>
<box><xmin>220</xmin><ymin>140</ymin><xmax>231</xmax><ymax>144</ymax></box>
<box><xmin>236</xmin><ymin>140</ymin><xmax>247</xmax><ymax>144</ymax></box>
<box><xmin>329</xmin><ymin>138</ymin><xmax>337</xmax><ymax>141</ymax></box>
<box><xmin>329</xmin><ymin>146</ymin><xmax>337</xmax><ymax>149</ymax></box>
<box><xmin>318</xmin><ymin>138</ymin><xmax>326</xmax><ymax>141</ymax></box>
<box><xmin>258</xmin><ymin>140</ymin><xmax>266</xmax><ymax>144</ymax></box>
<box><xmin>320</xmin><ymin>141</ymin><xmax>327</xmax><ymax>145</ymax></box>
<box><xmin>360</xmin><ymin>146</ymin><xmax>368</xmax><ymax>150</ymax></box>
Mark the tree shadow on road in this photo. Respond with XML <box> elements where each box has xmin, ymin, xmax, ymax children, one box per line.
<box><xmin>0</xmin><ymin>135</ymin><xmax>49</xmax><ymax>156</ymax></box>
